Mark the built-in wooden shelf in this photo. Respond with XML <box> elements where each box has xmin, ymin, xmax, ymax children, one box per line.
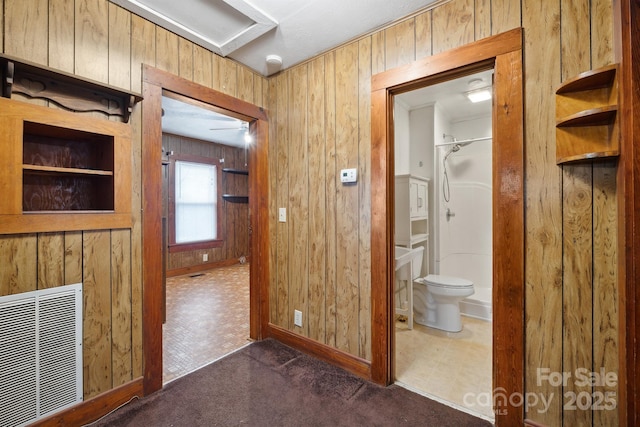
<box><xmin>222</xmin><ymin>194</ymin><xmax>248</xmax><ymax>203</ymax></box>
<box><xmin>222</xmin><ymin>168</ymin><xmax>249</xmax><ymax>175</ymax></box>
<box><xmin>0</xmin><ymin>53</ymin><xmax>142</xmax><ymax>122</ymax></box>
<box><xmin>221</xmin><ymin>168</ymin><xmax>248</xmax><ymax>203</ymax></box>
<box><xmin>555</xmin><ymin>64</ymin><xmax>619</xmax><ymax>164</ymax></box>
<box><xmin>0</xmin><ymin>97</ymin><xmax>131</xmax><ymax>233</ymax></box>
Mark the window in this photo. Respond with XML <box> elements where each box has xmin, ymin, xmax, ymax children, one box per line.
<box><xmin>169</xmin><ymin>154</ymin><xmax>223</xmax><ymax>250</ymax></box>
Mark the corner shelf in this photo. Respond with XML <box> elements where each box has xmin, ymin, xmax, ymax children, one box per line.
<box><xmin>555</xmin><ymin>64</ymin><xmax>619</xmax><ymax>164</ymax></box>
<box><xmin>222</xmin><ymin>168</ymin><xmax>248</xmax><ymax>203</ymax></box>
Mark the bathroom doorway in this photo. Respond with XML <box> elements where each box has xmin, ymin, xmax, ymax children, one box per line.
<box><xmin>369</xmin><ymin>29</ymin><xmax>524</xmax><ymax>426</ymax></box>
<box><xmin>392</xmin><ymin>70</ymin><xmax>494</xmax><ymax>420</ymax></box>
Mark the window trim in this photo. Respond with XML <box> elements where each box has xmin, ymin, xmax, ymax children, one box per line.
<box><xmin>168</xmin><ymin>153</ymin><xmax>224</xmax><ymax>252</ymax></box>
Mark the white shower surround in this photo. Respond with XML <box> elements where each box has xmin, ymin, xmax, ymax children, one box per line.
<box><xmin>435</xmin><ymin>116</ymin><xmax>493</xmax><ymax>321</ymax></box>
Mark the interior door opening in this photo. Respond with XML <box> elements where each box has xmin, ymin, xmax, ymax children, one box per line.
<box><xmin>392</xmin><ymin>69</ymin><xmax>494</xmax><ymax>421</ymax></box>
<box><xmin>160</xmin><ymin>94</ymin><xmax>253</xmax><ymax>384</ymax></box>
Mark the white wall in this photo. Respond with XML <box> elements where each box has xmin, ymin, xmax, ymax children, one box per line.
<box><xmin>394</xmin><ymin>100</ymin><xmax>411</xmax><ymax>175</ymax></box>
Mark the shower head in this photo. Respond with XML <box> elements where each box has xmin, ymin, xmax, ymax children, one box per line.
<box><xmin>443</xmin><ymin>143</ymin><xmax>462</xmax><ymax>163</ymax></box>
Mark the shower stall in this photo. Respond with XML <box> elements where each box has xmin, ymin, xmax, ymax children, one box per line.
<box><xmin>434</xmin><ymin>120</ymin><xmax>493</xmax><ymax>321</ymax></box>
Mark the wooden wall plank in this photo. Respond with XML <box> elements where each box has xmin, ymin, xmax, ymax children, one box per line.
<box><xmin>64</xmin><ymin>231</ymin><xmax>83</xmax><ymax>285</ymax></box>
<box><xmin>562</xmin><ymin>164</ymin><xmax>593</xmax><ymax>426</ymax></box>
<box><xmin>288</xmin><ymin>65</ymin><xmax>309</xmax><ymax>334</ymax></box>
<box><xmin>522</xmin><ymin>0</ymin><xmax>563</xmax><ymax>424</ymax></box>
<box><xmin>358</xmin><ymin>37</ymin><xmax>372</xmax><ymax>361</ymax></box>
<box><xmin>0</xmin><ymin>0</ymin><xmax>3</xmax><ymax>53</ymax></box>
<box><xmin>178</xmin><ymin>37</ymin><xmax>193</xmax><ymax>80</ymax></box>
<box><xmin>155</xmin><ymin>26</ymin><xmax>179</xmax><ymax>75</ymax></box>
<box><xmin>432</xmin><ymin>0</ymin><xmax>475</xmax><ymax>54</ymax></box>
<box><xmin>324</xmin><ymin>51</ymin><xmax>338</xmax><ymax>347</ymax></box>
<box><xmin>48</xmin><ymin>0</ymin><xmax>75</xmax><ymax>73</ymax></box>
<box><xmin>75</xmin><ymin>0</ymin><xmax>109</xmax><ymax>83</ymax></box>
<box><xmin>307</xmin><ymin>56</ymin><xmax>327</xmax><ymax>343</ymax></box>
<box><xmin>561</xmin><ymin>0</ymin><xmax>591</xmax><ymax>81</ymax></box>
<box><xmin>275</xmin><ymin>71</ymin><xmax>290</xmax><ymax>327</ymax></box>
<box><xmin>475</xmin><ymin>0</ymin><xmax>492</xmax><ymax>40</ymax></box>
<box><xmin>37</xmin><ymin>232</ymin><xmax>64</xmax><ymax>289</ymax></box>
<box><xmin>0</xmin><ymin>234</ymin><xmax>37</xmax><ymax>295</ymax></box>
<box><xmin>131</xmin><ymin>15</ymin><xmax>156</xmax><ymax>93</ymax></box>
<box><xmin>4</xmin><ymin>0</ymin><xmax>47</xmax><ymax>64</ymax></box>
<box><xmin>591</xmin><ymin>0</ymin><xmax>614</xmax><ymax>69</ymax></box>
<box><xmin>334</xmin><ymin>42</ymin><xmax>360</xmax><ymax>354</ymax></box>
<box><xmin>83</xmin><ymin>230</ymin><xmax>112</xmax><ymax>399</ymax></box>
<box><xmin>560</xmin><ymin>2</ymin><xmax>594</xmax><ymax>425</ymax></box>
<box><xmin>593</xmin><ymin>160</ymin><xmax>619</xmax><ymax>426</ymax></box>
<box><xmin>415</xmin><ymin>10</ymin><xmax>432</xmax><ymax>60</ymax></box>
<box><xmin>111</xmin><ymin>229</ymin><xmax>132</xmax><ymax>387</ymax></box>
<box><xmin>491</xmin><ymin>0</ymin><xmax>522</xmax><ymax>35</ymax></box>
<box><xmin>238</xmin><ymin>66</ymin><xmax>255</xmax><ymax>103</ymax></box>
<box><xmin>108</xmin><ymin>3</ymin><xmax>131</xmax><ymax>90</ymax></box>
<box><xmin>218</xmin><ymin>57</ymin><xmax>238</xmax><ymax>96</ymax></box>
<box><xmin>193</xmin><ymin>45</ymin><xmax>213</xmax><ymax>88</ymax></box>
<box><xmin>384</xmin><ymin>19</ymin><xmax>415</xmax><ymax>71</ymax></box>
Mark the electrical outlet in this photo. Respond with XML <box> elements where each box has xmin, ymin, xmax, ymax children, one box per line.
<box><xmin>203</xmin><ymin>253</ymin><xmax>208</xmax><ymax>262</ymax></box>
<box><xmin>294</xmin><ymin>310</ymin><xmax>302</xmax><ymax>327</ymax></box>
<box><xmin>278</xmin><ymin>207</ymin><xmax>287</xmax><ymax>222</ymax></box>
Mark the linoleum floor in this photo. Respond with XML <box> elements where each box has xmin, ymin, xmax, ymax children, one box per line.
<box><xmin>395</xmin><ymin>316</ymin><xmax>494</xmax><ymax>420</ymax></box>
<box><xmin>163</xmin><ymin>263</ymin><xmax>251</xmax><ymax>384</ymax></box>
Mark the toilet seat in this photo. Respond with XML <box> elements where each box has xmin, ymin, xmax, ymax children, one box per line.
<box><xmin>424</xmin><ymin>274</ymin><xmax>473</xmax><ymax>289</ymax></box>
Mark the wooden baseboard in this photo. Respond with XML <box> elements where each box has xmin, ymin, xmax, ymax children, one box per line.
<box><xmin>167</xmin><ymin>257</ymin><xmax>248</xmax><ymax>277</ymax></box>
<box><xmin>267</xmin><ymin>323</ymin><xmax>372</xmax><ymax>380</ymax></box>
<box><xmin>32</xmin><ymin>377</ymin><xmax>144</xmax><ymax>427</ymax></box>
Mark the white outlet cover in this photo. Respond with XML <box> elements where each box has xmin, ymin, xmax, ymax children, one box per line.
<box><xmin>278</xmin><ymin>207</ymin><xmax>287</xmax><ymax>222</ymax></box>
<box><xmin>294</xmin><ymin>309</ymin><xmax>302</xmax><ymax>327</ymax></box>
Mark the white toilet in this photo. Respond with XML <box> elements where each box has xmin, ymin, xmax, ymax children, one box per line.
<box><xmin>413</xmin><ymin>274</ymin><xmax>474</xmax><ymax>332</ymax></box>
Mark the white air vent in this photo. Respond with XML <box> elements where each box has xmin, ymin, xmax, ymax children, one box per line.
<box><xmin>0</xmin><ymin>283</ymin><xmax>83</xmax><ymax>427</ymax></box>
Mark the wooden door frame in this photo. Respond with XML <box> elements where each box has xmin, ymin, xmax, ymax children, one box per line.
<box><xmin>370</xmin><ymin>28</ymin><xmax>525</xmax><ymax>425</ymax></box>
<box><xmin>141</xmin><ymin>65</ymin><xmax>270</xmax><ymax>394</ymax></box>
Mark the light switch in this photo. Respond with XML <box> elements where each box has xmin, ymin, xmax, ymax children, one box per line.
<box><xmin>278</xmin><ymin>207</ymin><xmax>287</xmax><ymax>222</ymax></box>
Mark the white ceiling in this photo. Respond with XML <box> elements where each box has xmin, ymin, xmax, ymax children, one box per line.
<box><xmin>111</xmin><ymin>0</ymin><xmax>443</xmax><ymax>76</ymax></box>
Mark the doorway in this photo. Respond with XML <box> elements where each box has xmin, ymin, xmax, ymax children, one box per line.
<box><xmin>393</xmin><ymin>69</ymin><xmax>494</xmax><ymax>420</ymax></box>
<box><xmin>141</xmin><ymin>65</ymin><xmax>270</xmax><ymax>395</ymax></box>
<box><xmin>159</xmin><ymin>94</ymin><xmax>254</xmax><ymax>383</ymax></box>
<box><xmin>370</xmin><ymin>28</ymin><xmax>524</xmax><ymax>426</ymax></box>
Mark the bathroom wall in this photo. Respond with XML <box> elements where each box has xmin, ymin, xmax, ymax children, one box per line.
<box><xmin>436</xmin><ymin>115</ymin><xmax>493</xmax><ymax>317</ymax></box>
<box><xmin>394</xmin><ymin>101</ymin><xmax>411</xmax><ymax>175</ymax></box>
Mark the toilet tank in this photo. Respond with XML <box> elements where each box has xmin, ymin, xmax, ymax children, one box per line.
<box><xmin>395</xmin><ymin>246</ymin><xmax>424</xmax><ymax>280</ymax></box>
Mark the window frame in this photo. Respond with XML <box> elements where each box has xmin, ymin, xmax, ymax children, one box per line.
<box><xmin>168</xmin><ymin>153</ymin><xmax>224</xmax><ymax>252</ymax></box>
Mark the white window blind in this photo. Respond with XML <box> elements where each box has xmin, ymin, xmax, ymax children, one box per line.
<box><xmin>175</xmin><ymin>160</ymin><xmax>217</xmax><ymax>243</ymax></box>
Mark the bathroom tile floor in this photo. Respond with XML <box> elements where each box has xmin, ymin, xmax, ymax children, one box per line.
<box><xmin>163</xmin><ymin>263</ymin><xmax>251</xmax><ymax>384</ymax></box>
<box><xmin>395</xmin><ymin>316</ymin><xmax>494</xmax><ymax>420</ymax></box>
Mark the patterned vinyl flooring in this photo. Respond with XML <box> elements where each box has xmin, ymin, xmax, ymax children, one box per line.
<box><xmin>163</xmin><ymin>263</ymin><xmax>251</xmax><ymax>383</ymax></box>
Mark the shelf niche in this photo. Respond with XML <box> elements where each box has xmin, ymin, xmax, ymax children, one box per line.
<box><xmin>555</xmin><ymin>64</ymin><xmax>619</xmax><ymax>164</ymax></box>
<box><xmin>0</xmin><ymin>97</ymin><xmax>132</xmax><ymax>233</ymax></box>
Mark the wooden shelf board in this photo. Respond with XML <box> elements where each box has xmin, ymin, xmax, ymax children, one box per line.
<box><xmin>556</xmin><ymin>149</ymin><xmax>620</xmax><ymax>165</ymax></box>
<box><xmin>556</xmin><ymin>64</ymin><xmax>617</xmax><ymax>94</ymax></box>
<box><xmin>23</xmin><ymin>164</ymin><xmax>114</xmax><ymax>176</ymax></box>
<box><xmin>222</xmin><ymin>194</ymin><xmax>248</xmax><ymax>203</ymax></box>
<box><xmin>222</xmin><ymin>168</ymin><xmax>249</xmax><ymax>175</ymax></box>
<box><xmin>556</xmin><ymin>106</ymin><xmax>617</xmax><ymax>127</ymax></box>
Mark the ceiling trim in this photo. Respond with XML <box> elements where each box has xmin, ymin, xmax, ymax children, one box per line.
<box><xmin>111</xmin><ymin>0</ymin><xmax>277</xmax><ymax>57</ymax></box>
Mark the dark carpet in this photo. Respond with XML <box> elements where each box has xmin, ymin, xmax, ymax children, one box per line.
<box><xmin>92</xmin><ymin>339</ymin><xmax>491</xmax><ymax>426</ymax></box>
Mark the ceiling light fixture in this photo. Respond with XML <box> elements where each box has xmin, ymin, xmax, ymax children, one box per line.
<box><xmin>464</xmin><ymin>78</ymin><xmax>492</xmax><ymax>103</ymax></box>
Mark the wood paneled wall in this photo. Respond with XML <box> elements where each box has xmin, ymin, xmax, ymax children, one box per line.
<box><xmin>0</xmin><ymin>0</ymin><xmax>266</xmax><ymax>402</ymax></box>
<box><xmin>162</xmin><ymin>133</ymin><xmax>250</xmax><ymax>271</ymax></box>
<box><xmin>0</xmin><ymin>0</ymin><xmax>621</xmax><ymax>425</ymax></box>
<box><xmin>267</xmin><ymin>0</ymin><xmax>618</xmax><ymax>425</ymax></box>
